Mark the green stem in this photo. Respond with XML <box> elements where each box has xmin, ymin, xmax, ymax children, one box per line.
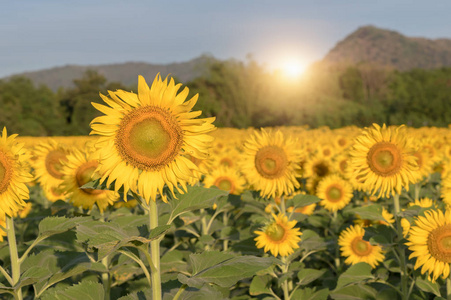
<box><xmin>280</xmin><ymin>196</ymin><xmax>286</xmax><ymax>214</ymax></box>
<box><xmin>393</xmin><ymin>194</ymin><xmax>408</xmax><ymax>300</ymax></box>
<box><xmin>414</xmin><ymin>183</ymin><xmax>420</xmax><ymax>201</ymax></box>
<box><xmin>0</xmin><ymin>265</ymin><xmax>13</xmax><ymax>286</ymax></box>
<box><xmin>118</xmin><ymin>249</ymin><xmax>152</xmax><ymax>287</ymax></box>
<box><xmin>101</xmin><ymin>256</ymin><xmax>110</xmax><ymax>300</ymax></box>
<box><xmin>281</xmin><ymin>257</ymin><xmax>290</xmax><ymax>300</ymax></box>
<box><xmin>200</xmin><ymin>208</ymin><xmax>210</xmax><ymax>250</ymax></box>
<box><xmin>172</xmin><ymin>284</ymin><xmax>187</xmax><ymax>300</ymax></box>
<box><xmin>149</xmin><ymin>200</ymin><xmax>162</xmax><ymax>300</ymax></box>
<box><xmin>447</xmin><ymin>274</ymin><xmax>451</xmax><ymax>300</ymax></box>
<box><xmin>223</xmin><ymin>213</ymin><xmax>229</xmax><ymax>251</ymax></box>
<box><xmin>6</xmin><ymin>216</ymin><xmax>22</xmax><ymax>300</ymax></box>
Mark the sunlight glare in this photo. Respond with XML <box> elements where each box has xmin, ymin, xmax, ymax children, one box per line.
<box><xmin>282</xmin><ymin>58</ymin><xmax>307</xmax><ymax>78</ymax></box>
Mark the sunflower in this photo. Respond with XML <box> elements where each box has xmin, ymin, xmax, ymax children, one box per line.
<box><xmin>338</xmin><ymin>224</ymin><xmax>385</xmax><ymax>268</ymax></box>
<box><xmin>354</xmin><ymin>207</ymin><xmax>395</xmax><ymax>227</ymax></box>
<box><xmin>203</xmin><ymin>166</ymin><xmax>246</xmax><ymax>195</ymax></box>
<box><xmin>441</xmin><ymin>175</ymin><xmax>451</xmax><ymax>206</ymax></box>
<box><xmin>406</xmin><ymin>209</ymin><xmax>451</xmax><ymax>282</ymax></box>
<box><xmin>90</xmin><ymin>75</ymin><xmax>216</xmax><ymax>203</ymax></box>
<box><xmin>316</xmin><ymin>174</ymin><xmax>353</xmax><ymax>212</ymax></box>
<box><xmin>287</xmin><ymin>203</ymin><xmax>316</xmax><ymax>215</ymax></box>
<box><xmin>350</xmin><ymin>124</ymin><xmax>419</xmax><ymax>198</ymax></box>
<box><xmin>241</xmin><ymin>129</ymin><xmax>301</xmax><ymax>199</ymax></box>
<box><xmin>33</xmin><ymin>139</ymin><xmax>72</xmax><ymax>196</ymax></box>
<box><xmin>303</xmin><ymin>154</ymin><xmax>333</xmax><ymax>179</ymax></box>
<box><xmin>61</xmin><ymin>148</ymin><xmax>118</xmax><ymax>212</ymax></box>
<box><xmin>254</xmin><ymin>213</ymin><xmax>302</xmax><ymax>257</ymax></box>
<box><xmin>0</xmin><ymin>128</ymin><xmax>32</xmax><ymax>217</ymax></box>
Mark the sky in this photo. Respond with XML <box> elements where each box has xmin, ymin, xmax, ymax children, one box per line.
<box><xmin>1</xmin><ymin>0</ymin><xmax>450</xmax><ymax>78</ymax></box>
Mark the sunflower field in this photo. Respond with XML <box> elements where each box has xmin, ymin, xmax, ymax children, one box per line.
<box><xmin>1</xmin><ymin>74</ymin><xmax>451</xmax><ymax>300</ymax></box>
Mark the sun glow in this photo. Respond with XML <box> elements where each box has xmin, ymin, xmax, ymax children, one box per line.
<box><xmin>281</xmin><ymin>58</ymin><xmax>308</xmax><ymax>78</ymax></box>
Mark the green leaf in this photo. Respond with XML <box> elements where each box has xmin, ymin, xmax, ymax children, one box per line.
<box><xmin>330</xmin><ymin>284</ymin><xmax>377</xmax><ymax>300</ymax></box>
<box><xmin>76</xmin><ymin>220</ymin><xmax>163</xmax><ymax>260</ymax></box>
<box><xmin>297</xmin><ymin>268</ymin><xmax>327</xmax><ymax>286</ymax></box>
<box><xmin>415</xmin><ymin>277</ymin><xmax>441</xmax><ymax>297</ymax></box>
<box><xmin>345</xmin><ymin>205</ymin><xmax>385</xmax><ymax>222</ymax></box>
<box><xmin>178</xmin><ymin>251</ymin><xmax>275</xmax><ymax>288</ymax></box>
<box><xmin>299</xmin><ymin>230</ymin><xmax>327</xmax><ymax>252</ymax></box>
<box><xmin>38</xmin><ymin>216</ymin><xmax>90</xmax><ymax>239</ymax></box>
<box><xmin>249</xmin><ymin>274</ymin><xmax>273</xmax><ymax>296</ymax></box>
<box><xmin>41</xmin><ymin>281</ymin><xmax>104</xmax><ymax>300</ymax></box>
<box><xmin>291</xmin><ymin>287</ymin><xmax>329</xmax><ymax>300</ymax></box>
<box><xmin>219</xmin><ymin>226</ymin><xmax>240</xmax><ymax>240</ymax></box>
<box><xmin>335</xmin><ymin>263</ymin><xmax>374</xmax><ymax>290</ymax></box>
<box><xmin>169</xmin><ymin>186</ymin><xmax>228</xmax><ymax>222</ymax></box>
<box><xmin>285</xmin><ymin>194</ymin><xmax>321</xmax><ymax>209</ymax></box>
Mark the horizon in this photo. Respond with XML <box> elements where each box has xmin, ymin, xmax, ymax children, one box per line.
<box><xmin>2</xmin><ymin>0</ymin><xmax>451</xmax><ymax>78</ymax></box>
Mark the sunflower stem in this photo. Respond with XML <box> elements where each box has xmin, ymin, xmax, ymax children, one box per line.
<box><xmin>393</xmin><ymin>193</ymin><xmax>408</xmax><ymax>300</ymax></box>
<box><xmin>172</xmin><ymin>284</ymin><xmax>187</xmax><ymax>300</ymax></box>
<box><xmin>6</xmin><ymin>216</ymin><xmax>22</xmax><ymax>300</ymax></box>
<box><xmin>223</xmin><ymin>212</ymin><xmax>229</xmax><ymax>251</ymax></box>
<box><xmin>148</xmin><ymin>200</ymin><xmax>162</xmax><ymax>300</ymax></box>
<box><xmin>281</xmin><ymin>257</ymin><xmax>290</xmax><ymax>300</ymax></box>
<box><xmin>280</xmin><ymin>196</ymin><xmax>286</xmax><ymax>214</ymax></box>
<box><xmin>200</xmin><ymin>208</ymin><xmax>210</xmax><ymax>250</ymax></box>
<box><xmin>447</xmin><ymin>274</ymin><xmax>451</xmax><ymax>300</ymax></box>
<box><xmin>414</xmin><ymin>183</ymin><xmax>420</xmax><ymax>201</ymax></box>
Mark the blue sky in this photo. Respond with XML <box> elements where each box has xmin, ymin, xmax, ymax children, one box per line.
<box><xmin>1</xmin><ymin>0</ymin><xmax>450</xmax><ymax>77</ymax></box>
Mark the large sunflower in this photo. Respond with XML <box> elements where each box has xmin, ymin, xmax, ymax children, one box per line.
<box><xmin>338</xmin><ymin>224</ymin><xmax>385</xmax><ymax>268</ymax></box>
<box><xmin>316</xmin><ymin>174</ymin><xmax>353</xmax><ymax>212</ymax></box>
<box><xmin>90</xmin><ymin>75</ymin><xmax>216</xmax><ymax>203</ymax></box>
<box><xmin>0</xmin><ymin>128</ymin><xmax>32</xmax><ymax>217</ymax></box>
<box><xmin>406</xmin><ymin>209</ymin><xmax>451</xmax><ymax>282</ymax></box>
<box><xmin>61</xmin><ymin>148</ymin><xmax>118</xmax><ymax>212</ymax></box>
<box><xmin>254</xmin><ymin>213</ymin><xmax>302</xmax><ymax>257</ymax></box>
<box><xmin>350</xmin><ymin>124</ymin><xmax>419</xmax><ymax>198</ymax></box>
<box><xmin>241</xmin><ymin>129</ymin><xmax>301</xmax><ymax>199</ymax></box>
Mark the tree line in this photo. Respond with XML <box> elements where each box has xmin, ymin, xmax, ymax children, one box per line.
<box><xmin>1</xmin><ymin>60</ymin><xmax>450</xmax><ymax>136</ymax></box>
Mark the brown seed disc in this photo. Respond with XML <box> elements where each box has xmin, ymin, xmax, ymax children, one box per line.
<box><xmin>325</xmin><ymin>184</ymin><xmax>343</xmax><ymax>203</ymax></box>
<box><xmin>427</xmin><ymin>224</ymin><xmax>451</xmax><ymax>263</ymax></box>
<box><xmin>115</xmin><ymin>106</ymin><xmax>183</xmax><ymax>171</ymax></box>
<box><xmin>413</xmin><ymin>151</ymin><xmax>423</xmax><ymax>168</ymax></box>
<box><xmin>367</xmin><ymin>142</ymin><xmax>402</xmax><ymax>177</ymax></box>
<box><xmin>313</xmin><ymin>161</ymin><xmax>330</xmax><ymax>178</ymax></box>
<box><xmin>76</xmin><ymin>161</ymin><xmax>103</xmax><ymax>195</ymax></box>
<box><xmin>266</xmin><ymin>223</ymin><xmax>286</xmax><ymax>242</ymax></box>
<box><xmin>0</xmin><ymin>151</ymin><xmax>12</xmax><ymax>193</ymax></box>
<box><xmin>214</xmin><ymin>176</ymin><xmax>235</xmax><ymax>193</ymax></box>
<box><xmin>254</xmin><ymin>146</ymin><xmax>288</xmax><ymax>179</ymax></box>
<box><xmin>351</xmin><ymin>237</ymin><xmax>373</xmax><ymax>257</ymax></box>
<box><xmin>45</xmin><ymin>150</ymin><xmax>68</xmax><ymax>179</ymax></box>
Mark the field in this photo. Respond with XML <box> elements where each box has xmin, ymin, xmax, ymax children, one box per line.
<box><xmin>1</xmin><ymin>76</ymin><xmax>451</xmax><ymax>300</ymax></box>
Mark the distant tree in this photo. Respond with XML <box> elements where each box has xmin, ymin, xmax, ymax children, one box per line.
<box><xmin>58</xmin><ymin>70</ymin><xmax>126</xmax><ymax>135</ymax></box>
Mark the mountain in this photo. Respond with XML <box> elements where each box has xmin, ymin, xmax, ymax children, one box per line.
<box><xmin>3</xmin><ymin>55</ymin><xmax>214</xmax><ymax>91</ymax></box>
<box><xmin>323</xmin><ymin>25</ymin><xmax>451</xmax><ymax>70</ymax></box>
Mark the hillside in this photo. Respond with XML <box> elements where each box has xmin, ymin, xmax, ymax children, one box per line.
<box><xmin>323</xmin><ymin>25</ymin><xmax>451</xmax><ymax>70</ymax></box>
<box><xmin>2</xmin><ymin>55</ymin><xmax>214</xmax><ymax>91</ymax></box>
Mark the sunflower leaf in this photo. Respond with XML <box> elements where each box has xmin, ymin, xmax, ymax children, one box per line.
<box><xmin>415</xmin><ymin>277</ymin><xmax>441</xmax><ymax>297</ymax></box>
<box><xmin>285</xmin><ymin>194</ymin><xmax>321</xmax><ymax>209</ymax></box>
<box><xmin>168</xmin><ymin>186</ymin><xmax>228</xmax><ymax>222</ymax></box>
<box><xmin>297</xmin><ymin>268</ymin><xmax>327</xmax><ymax>286</ymax></box>
<box><xmin>335</xmin><ymin>263</ymin><xmax>374</xmax><ymax>290</ymax></box>
<box><xmin>345</xmin><ymin>204</ymin><xmax>385</xmax><ymax>222</ymax></box>
<box><xmin>178</xmin><ymin>251</ymin><xmax>276</xmax><ymax>288</ymax></box>
<box><xmin>40</xmin><ymin>281</ymin><xmax>104</xmax><ymax>300</ymax></box>
<box><xmin>38</xmin><ymin>216</ymin><xmax>90</xmax><ymax>239</ymax></box>
<box><xmin>249</xmin><ymin>274</ymin><xmax>274</xmax><ymax>296</ymax></box>
<box><xmin>291</xmin><ymin>287</ymin><xmax>329</xmax><ymax>300</ymax></box>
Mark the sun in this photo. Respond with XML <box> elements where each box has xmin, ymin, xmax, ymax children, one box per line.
<box><xmin>281</xmin><ymin>58</ymin><xmax>307</xmax><ymax>78</ymax></box>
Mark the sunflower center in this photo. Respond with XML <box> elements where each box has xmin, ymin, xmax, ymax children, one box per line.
<box><xmin>427</xmin><ymin>224</ymin><xmax>451</xmax><ymax>263</ymax></box>
<box><xmin>220</xmin><ymin>158</ymin><xmax>233</xmax><ymax>167</ymax></box>
<box><xmin>351</xmin><ymin>237</ymin><xmax>373</xmax><ymax>256</ymax></box>
<box><xmin>116</xmin><ymin>106</ymin><xmax>183</xmax><ymax>171</ymax></box>
<box><xmin>266</xmin><ymin>223</ymin><xmax>286</xmax><ymax>242</ymax></box>
<box><xmin>0</xmin><ymin>151</ymin><xmax>13</xmax><ymax>193</ymax></box>
<box><xmin>313</xmin><ymin>162</ymin><xmax>329</xmax><ymax>177</ymax></box>
<box><xmin>45</xmin><ymin>150</ymin><xmax>68</xmax><ymax>179</ymax></box>
<box><xmin>326</xmin><ymin>185</ymin><xmax>343</xmax><ymax>202</ymax></box>
<box><xmin>214</xmin><ymin>176</ymin><xmax>234</xmax><ymax>193</ymax></box>
<box><xmin>76</xmin><ymin>161</ymin><xmax>103</xmax><ymax>195</ymax></box>
<box><xmin>413</xmin><ymin>152</ymin><xmax>423</xmax><ymax>168</ymax></box>
<box><xmin>367</xmin><ymin>142</ymin><xmax>402</xmax><ymax>177</ymax></box>
<box><xmin>339</xmin><ymin>160</ymin><xmax>348</xmax><ymax>173</ymax></box>
<box><xmin>255</xmin><ymin>146</ymin><xmax>287</xmax><ymax>179</ymax></box>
